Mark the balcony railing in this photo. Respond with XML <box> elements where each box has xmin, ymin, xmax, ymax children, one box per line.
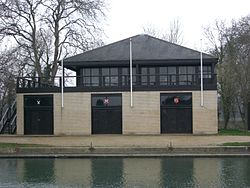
<box><xmin>16</xmin><ymin>73</ymin><xmax>217</xmax><ymax>92</ymax></box>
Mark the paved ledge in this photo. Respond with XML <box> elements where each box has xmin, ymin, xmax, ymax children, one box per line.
<box><xmin>0</xmin><ymin>146</ymin><xmax>250</xmax><ymax>158</ymax></box>
<box><xmin>1</xmin><ymin>135</ymin><xmax>250</xmax><ymax>148</ymax></box>
<box><xmin>1</xmin><ymin>154</ymin><xmax>250</xmax><ymax>158</ymax></box>
<box><xmin>0</xmin><ymin>135</ymin><xmax>250</xmax><ymax>158</ymax></box>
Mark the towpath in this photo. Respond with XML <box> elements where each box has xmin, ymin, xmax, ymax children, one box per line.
<box><xmin>0</xmin><ymin>135</ymin><xmax>249</xmax><ymax>148</ymax></box>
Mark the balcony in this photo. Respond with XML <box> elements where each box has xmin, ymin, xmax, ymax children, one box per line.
<box><xmin>16</xmin><ymin>73</ymin><xmax>217</xmax><ymax>93</ymax></box>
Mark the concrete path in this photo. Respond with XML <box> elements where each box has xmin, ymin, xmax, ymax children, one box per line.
<box><xmin>0</xmin><ymin>135</ymin><xmax>250</xmax><ymax>148</ymax></box>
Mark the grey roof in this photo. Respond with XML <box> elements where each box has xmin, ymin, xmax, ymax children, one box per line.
<box><xmin>64</xmin><ymin>34</ymin><xmax>216</xmax><ymax>65</ymax></box>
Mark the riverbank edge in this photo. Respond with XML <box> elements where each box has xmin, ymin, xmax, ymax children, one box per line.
<box><xmin>0</xmin><ymin>146</ymin><xmax>250</xmax><ymax>158</ymax></box>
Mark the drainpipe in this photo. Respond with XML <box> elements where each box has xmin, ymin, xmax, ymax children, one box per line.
<box><xmin>130</xmin><ymin>38</ymin><xmax>133</xmax><ymax>108</ymax></box>
<box><xmin>200</xmin><ymin>39</ymin><xmax>204</xmax><ymax>107</ymax></box>
<box><xmin>61</xmin><ymin>58</ymin><xmax>64</xmax><ymax>108</ymax></box>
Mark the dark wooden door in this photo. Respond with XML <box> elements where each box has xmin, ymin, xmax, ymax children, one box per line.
<box><xmin>25</xmin><ymin>108</ymin><xmax>53</xmax><ymax>135</ymax></box>
<box><xmin>24</xmin><ymin>95</ymin><xmax>53</xmax><ymax>135</ymax></box>
<box><xmin>92</xmin><ymin>107</ymin><xmax>122</xmax><ymax>134</ymax></box>
<box><xmin>160</xmin><ymin>93</ymin><xmax>192</xmax><ymax>134</ymax></box>
<box><xmin>92</xmin><ymin>94</ymin><xmax>122</xmax><ymax>134</ymax></box>
<box><xmin>161</xmin><ymin>107</ymin><xmax>192</xmax><ymax>133</ymax></box>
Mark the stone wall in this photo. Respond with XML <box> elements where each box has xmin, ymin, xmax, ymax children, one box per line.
<box><xmin>192</xmin><ymin>91</ymin><xmax>218</xmax><ymax>134</ymax></box>
<box><xmin>16</xmin><ymin>90</ymin><xmax>218</xmax><ymax>135</ymax></box>
<box><xmin>122</xmin><ymin>92</ymin><xmax>160</xmax><ymax>134</ymax></box>
<box><xmin>53</xmin><ymin>93</ymin><xmax>91</xmax><ymax>135</ymax></box>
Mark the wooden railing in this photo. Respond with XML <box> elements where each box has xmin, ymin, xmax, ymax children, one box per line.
<box><xmin>16</xmin><ymin>73</ymin><xmax>217</xmax><ymax>91</ymax></box>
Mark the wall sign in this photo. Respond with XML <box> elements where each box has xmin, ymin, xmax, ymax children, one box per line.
<box><xmin>173</xmin><ymin>97</ymin><xmax>180</xmax><ymax>104</ymax></box>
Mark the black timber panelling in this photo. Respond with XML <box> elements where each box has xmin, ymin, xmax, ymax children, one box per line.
<box><xmin>92</xmin><ymin>108</ymin><xmax>122</xmax><ymax>134</ymax></box>
<box><xmin>91</xmin><ymin>94</ymin><xmax>122</xmax><ymax>134</ymax></box>
<box><xmin>24</xmin><ymin>95</ymin><xmax>53</xmax><ymax>135</ymax></box>
<box><xmin>160</xmin><ymin>93</ymin><xmax>192</xmax><ymax>133</ymax></box>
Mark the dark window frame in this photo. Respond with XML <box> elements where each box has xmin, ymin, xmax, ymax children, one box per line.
<box><xmin>80</xmin><ymin>64</ymin><xmax>214</xmax><ymax>88</ymax></box>
<box><xmin>198</xmin><ymin>65</ymin><xmax>212</xmax><ymax>79</ymax></box>
<box><xmin>160</xmin><ymin>92</ymin><xmax>192</xmax><ymax>108</ymax></box>
<box><xmin>178</xmin><ymin>66</ymin><xmax>196</xmax><ymax>85</ymax></box>
<box><xmin>140</xmin><ymin>66</ymin><xmax>157</xmax><ymax>86</ymax></box>
<box><xmin>91</xmin><ymin>93</ymin><xmax>122</xmax><ymax>107</ymax></box>
<box><xmin>159</xmin><ymin>66</ymin><xmax>177</xmax><ymax>86</ymax></box>
<box><xmin>81</xmin><ymin>68</ymin><xmax>100</xmax><ymax>87</ymax></box>
<box><xmin>101</xmin><ymin>67</ymin><xmax>119</xmax><ymax>87</ymax></box>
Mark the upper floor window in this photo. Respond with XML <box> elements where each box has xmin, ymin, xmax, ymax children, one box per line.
<box><xmin>82</xmin><ymin>68</ymin><xmax>99</xmax><ymax>86</ymax></box>
<box><xmin>159</xmin><ymin>66</ymin><xmax>176</xmax><ymax>85</ymax></box>
<box><xmin>179</xmin><ymin>66</ymin><xmax>196</xmax><ymax>85</ymax></box>
<box><xmin>198</xmin><ymin>66</ymin><xmax>212</xmax><ymax>78</ymax></box>
<box><xmin>80</xmin><ymin>65</ymin><xmax>213</xmax><ymax>88</ymax></box>
<box><xmin>121</xmin><ymin>67</ymin><xmax>136</xmax><ymax>86</ymax></box>
<box><xmin>141</xmin><ymin>67</ymin><xmax>156</xmax><ymax>86</ymax></box>
<box><xmin>102</xmin><ymin>68</ymin><xmax>118</xmax><ymax>86</ymax></box>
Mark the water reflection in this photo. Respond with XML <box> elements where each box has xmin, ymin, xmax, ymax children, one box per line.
<box><xmin>0</xmin><ymin>159</ymin><xmax>19</xmax><ymax>184</ymax></box>
<box><xmin>220</xmin><ymin>159</ymin><xmax>250</xmax><ymax>188</ymax></box>
<box><xmin>193</xmin><ymin>158</ymin><xmax>222</xmax><ymax>187</ymax></box>
<box><xmin>161</xmin><ymin>158</ymin><xmax>194</xmax><ymax>187</ymax></box>
<box><xmin>91</xmin><ymin>158</ymin><xmax>123</xmax><ymax>187</ymax></box>
<box><xmin>0</xmin><ymin>157</ymin><xmax>250</xmax><ymax>187</ymax></box>
<box><xmin>23</xmin><ymin>159</ymin><xmax>55</xmax><ymax>183</ymax></box>
<box><xmin>123</xmin><ymin>158</ymin><xmax>161</xmax><ymax>187</ymax></box>
<box><xmin>54</xmin><ymin>158</ymin><xmax>92</xmax><ymax>187</ymax></box>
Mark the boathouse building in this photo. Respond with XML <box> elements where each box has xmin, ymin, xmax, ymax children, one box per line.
<box><xmin>16</xmin><ymin>34</ymin><xmax>218</xmax><ymax>135</ymax></box>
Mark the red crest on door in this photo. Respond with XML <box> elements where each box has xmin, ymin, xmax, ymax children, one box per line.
<box><xmin>173</xmin><ymin>97</ymin><xmax>180</xmax><ymax>104</ymax></box>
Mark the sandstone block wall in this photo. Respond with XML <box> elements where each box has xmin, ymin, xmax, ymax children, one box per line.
<box><xmin>16</xmin><ymin>90</ymin><xmax>218</xmax><ymax>135</ymax></box>
<box><xmin>122</xmin><ymin>92</ymin><xmax>160</xmax><ymax>134</ymax></box>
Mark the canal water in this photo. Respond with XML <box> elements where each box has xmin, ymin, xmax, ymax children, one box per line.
<box><xmin>0</xmin><ymin>157</ymin><xmax>249</xmax><ymax>188</ymax></box>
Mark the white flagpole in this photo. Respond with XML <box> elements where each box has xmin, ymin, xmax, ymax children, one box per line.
<box><xmin>200</xmin><ymin>39</ymin><xmax>204</xmax><ymax>107</ymax></box>
<box><xmin>130</xmin><ymin>38</ymin><xmax>133</xmax><ymax>107</ymax></box>
<box><xmin>61</xmin><ymin>58</ymin><xmax>64</xmax><ymax>108</ymax></box>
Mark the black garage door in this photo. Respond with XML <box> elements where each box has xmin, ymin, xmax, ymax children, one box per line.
<box><xmin>24</xmin><ymin>95</ymin><xmax>53</xmax><ymax>135</ymax></box>
<box><xmin>92</xmin><ymin>94</ymin><xmax>122</xmax><ymax>134</ymax></box>
<box><xmin>161</xmin><ymin>93</ymin><xmax>192</xmax><ymax>133</ymax></box>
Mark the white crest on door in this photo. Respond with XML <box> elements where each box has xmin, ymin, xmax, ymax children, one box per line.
<box><xmin>37</xmin><ymin>100</ymin><xmax>41</xmax><ymax>105</ymax></box>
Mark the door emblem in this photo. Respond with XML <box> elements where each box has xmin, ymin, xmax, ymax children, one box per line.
<box><xmin>103</xmin><ymin>97</ymin><xmax>109</xmax><ymax>105</ymax></box>
<box><xmin>173</xmin><ymin>97</ymin><xmax>180</xmax><ymax>104</ymax></box>
<box><xmin>37</xmin><ymin>100</ymin><xmax>41</xmax><ymax>105</ymax></box>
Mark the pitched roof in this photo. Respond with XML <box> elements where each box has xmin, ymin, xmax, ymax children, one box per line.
<box><xmin>64</xmin><ymin>34</ymin><xmax>216</xmax><ymax>65</ymax></box>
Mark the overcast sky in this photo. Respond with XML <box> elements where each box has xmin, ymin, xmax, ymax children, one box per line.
<box><xmin>103</xmin><ymin>0</ymin><xmax>250</xmax><ymax>50</ymax></box>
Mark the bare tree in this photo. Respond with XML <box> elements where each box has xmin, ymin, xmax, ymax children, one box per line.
<box><xmin>0</xmin><ymin>0</ymin><xmax>45</xmax><ymax>77</ymax></box>
<box><xmin>41</xmin><ymin>0</ymin><xmax>105</xmax><ymax>79</ymax></box>
<box><xmin>204</xmin><ymin>16</ymin><xmax>250</xmax><ymax>129</ymax></box>
<box><xmin>143</xmin><ymin>24</ymin><xmax>161</xmax><ymax>38</ymax></box>
<box><xmin>0</xmin><ymin>0</ymin><xmax>106</xmax><ymax>81</ymax></box>
<box><xmin>204</xmin><ymin>20</ymin><xmax>237</xmax><ymax>129</ymax></box>
<box><xmin>0</xmin><ymin>47</ymin><xmax>20</xmax><ymax>117</ymax></box>
<box><xmin>229</xmin><ymin>16</ymin><xmax>250</xmax><ymax>125</ymax></box>
<box><xmin>216</xmin><ymin>61</ymin><xmax>237</xmax><ymax>129</ymax></box>
<box><xmin>204</xmin><ymin>20</ymin><xmax>227</xmax><ymax>63</ymax></box>
<box><xmin>163</xmin><ymin>19</ymin><xmax>183</xmax><ymax>44</ymax></box>
<box><xmin>143</xmin><ymin>18</ymin><xmax>184</xmax><ymax>45</ymax></box>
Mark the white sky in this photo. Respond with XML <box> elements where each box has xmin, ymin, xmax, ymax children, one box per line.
<box><xmin>103</xmin><ymin>0</ymin><xmax>250</xmax><ymax>50</ymax></box>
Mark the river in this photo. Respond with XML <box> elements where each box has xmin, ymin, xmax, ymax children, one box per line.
<box><xmin>0</xmin><ymin>157</ymin><xmax>249</xmax><ymax>187</ymax></box>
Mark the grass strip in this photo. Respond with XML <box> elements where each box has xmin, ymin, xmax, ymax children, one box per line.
<box><xmin>218</xmin><ymin>129</ymin><xmax>250</xmax><ymax>136</ymax></box>
<box><xmin>0</xmin><ymin>143</ymin><xmax>48</xmax><ymax>148</ymax></box>
<box><xmin>222</xmin><ymin>142</ymin><xmax>250</xmax><ymax>146</ymax></box>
